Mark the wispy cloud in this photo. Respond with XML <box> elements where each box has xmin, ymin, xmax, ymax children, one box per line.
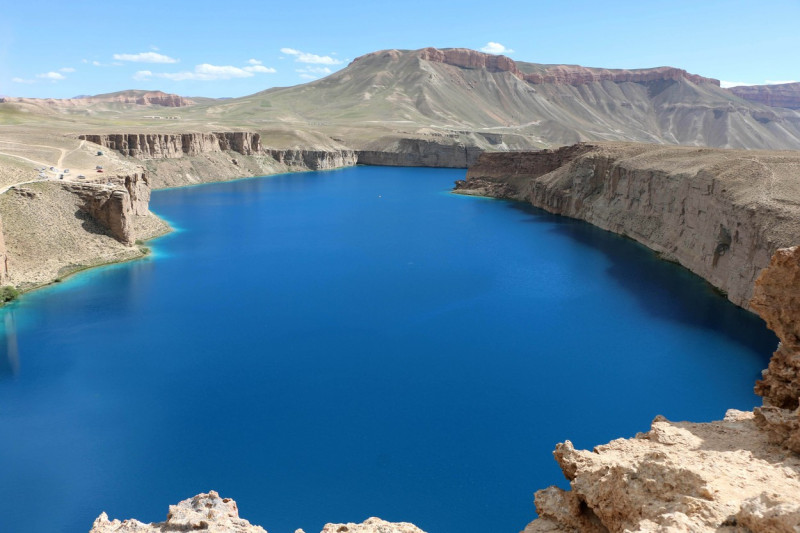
<box><xmin>135</xmin><ymin>62</ymin><xmax>276</xmax><ymax>81</ymax></box>
<box><xmin>281</xmin><ymin>48</ymin><xmax>342</xmax><ymax>65</ymax></box>
<box><xmin>248</xmin><ymin>59</ymin><xmax>262</xmax><ymax>65</ymax></box>
<box><xmin>59</xmin><ymin>67</ymin><xmax>76</xmax><ymax>73</ymax></box>
<box><xmin>480</xmin><ymin>42</ymin><xmax>514</xmax><ymax>55</ymax></box>
<box><xmin>11</xmin><ymin>77</ymin><xmax>35</xmax><ymax>84</ymax></box>
<box><xmin>722</xmin><ymin>79</ymin><xmax>799</xmax><ymax>88</ymax></box>
<box><xmin>37</xmin><ymin>71</ymin><xmax>65</xmax><ymax>81</ymax></box>
<box><xmin>113</xmin><ymin>52</ymin><xmax>178</xmax><ymax>64</ymax></box>
<box><xmin>295</xmin><ymin>66</ymin><xmax>332</xmax><ymax>80</ymax></box>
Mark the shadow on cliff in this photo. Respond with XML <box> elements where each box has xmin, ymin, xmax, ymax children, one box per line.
<box><xmin>504</xmin><ymin>201</ymin><xmax>777</xmax><ymax>362</ymax></box>
<box><xmin>74</xmin><ymin>209</ymin><xmax>112</xmax><ymax>238</ymax></box>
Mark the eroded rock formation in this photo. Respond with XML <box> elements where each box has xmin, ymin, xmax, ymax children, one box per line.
<box><xmin>89</xmin><ymin>491</ymin><xmax>427</xmax><ymax>533</ymax></box>
<box><xmin>751</xmin><ymin>246</ymin><xmax>800</xmax><ymax>452</ymax></box>
<box><xmin>525</xmin><ymin>410</ymin><xmax>800</xmax><ymax>533</ymax></box>
<box><xmin>62</xmin><ymin>171</ymin><xmax>150</xmax><ymax>245</ymax></box>
<box><xmin>356</xmin><ymin>139</ymin><xmax>483</xmax><ymax>168</ymax></box>
<box><xmin>729</xmin><ymin>82</ymin><xmax>800</xmax><ymax>110</ymax></box>
<box><xmin>266</xmin><ymin>148</ymin><xmax>358</xmax><ymax>170</ymax></box>
<box><xmin>79</xmin><ymin>132</ymin><xmax>263</xmax><ymax>159</ymax></box>
<box><xmin>458</xmin><ymin>143</ymin><xmax>800</xmax><ymax>309</ymax></box>
<box><xmin>0</xmin><ymin>214</ymin><xmax>8</xmax><ymax>284</ymax></box>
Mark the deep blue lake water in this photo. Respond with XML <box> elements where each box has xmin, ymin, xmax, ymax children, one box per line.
<box><xmin>0</xmin><ymin>166</ymin><xmax>776</xmax><ymax>533</ymax></box>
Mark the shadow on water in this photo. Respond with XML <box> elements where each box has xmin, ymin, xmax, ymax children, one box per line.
<box><xmin>0</xmin><ymin>309</ymin><xmax>19</xmax><ymax>380</ymax></box>
<box><xmin>504</xmin><ymin>201</ymin><xmax>777</xmax><ymax>360</ymax></box>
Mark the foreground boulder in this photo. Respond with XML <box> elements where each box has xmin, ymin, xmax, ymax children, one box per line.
<box><xmin>89</xmin><ymin>491</ymin><xmax>427</xmax><ymax>533</ymax></box>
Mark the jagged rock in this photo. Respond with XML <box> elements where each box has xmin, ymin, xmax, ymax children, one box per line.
<box><xmin>320</xmin><ymin>517</ymin><xmax>427</xmax><ymax>533</ymax></box>
<box><xmin>90</xmin><ymin>491</ymin><xmax>267</xmax><ymax>532</ymax></box>
<box><xmin>460</xmin><ymin>143</ymin><xmax>800</xmax><ymax>309</ymax></box>
<box><xmin>729</xmin><ymin>82</ymin><xmax>800</xmax><ymax>110</ymax></box>
<box><xmin>523</xmin><ymin>410</ymin><xmax>800</xmax><ymax>533</ymax></box>
<box><xmin>89</xmin><ymin>493</ymin><xmax>426</xmax><ymax>533</ymax></box>
<box><xmin>737</xmin><ymin>492</ymin><xmax>800</xmax><ymax>533</ymax></box>
<box><xmin>356</xmin><ymin>139</ymin><xmax>483</xmax><ymax>168</ymax></box>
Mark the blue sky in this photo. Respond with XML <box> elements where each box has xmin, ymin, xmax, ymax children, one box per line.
<box><xmin>1</xmin><ymin>0</ymin><xmax>798</xmax><ymax>98</ymax></box>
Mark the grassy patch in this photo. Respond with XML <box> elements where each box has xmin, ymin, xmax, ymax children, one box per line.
<box><xmin>0</xmin><ymin>286</ymin><xmax>20</xmax><ymax>304</ymax></box>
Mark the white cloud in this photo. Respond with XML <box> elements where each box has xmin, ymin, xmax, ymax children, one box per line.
<box><xmin>113</xmin><ymin>52</ymin><xmax>178</xmax><ymax>64</ymax></box>
<box><xmin>59</xmin><ymin>67</ymin><xmax>76</xmax><ymax>73</ymax></box>
<box><xmin>248</xmin><ymin>59</ymin><xmax>262</xmax><ymax>65</ymax></box>
<box><xmin>244</xmin><ymin>65</ymin><xmax>276</xmax><ymax>73</ymax></box>
<box><xmin>12</xmin><ymin>77</ymin><xmax>35</xmax><ymax>84</ymax></box>
<box><xmin>298</xmin><ymin>74</ymin><xmax>317</xmax><ymax>80</ymax></box>
<box><xmin>139</xmin><ymin>62</ymin><xmax>276</xmax><ymax>81</ymax></box>
<box><xmin>722</xmin><ymin>79</ymin><xmax>799</xmax><ymax>89</ymax></box>
<box><xmin>150</xmin><ymin>45</ymin><xmax>160</xmax><ymax>51</ymax></box>
<box><xmin>480</xmin><ymin>42</ymin><xmax>514</xmax><ymax>55</ymax></box>
<box><xmin>294</xmin><ymin>66</ymin><xmax>332</xmax><ymax>80</ymax></box>
<box><xmin>281</xmin><ymin>47</ymin><xmax>342</xmax><ymax>65</ymax></box>
<box><xmin>81</xmin><ymin>59</ymin><xmax>89</xmax><ymax>64</ymax></box>
<box><xmin>720</xmin><ymin>81</ymin><xmax>751</xmax><ymax>88</ymax></box>
<box><xmin>37</xmin><ymin>71</ymin><xmax>65</xmax><ymax>81</ymax></box>
<box><xmin>92</xmin><ymin>60</ymin><xmax>102</xmax><ymax>67</ymax></box>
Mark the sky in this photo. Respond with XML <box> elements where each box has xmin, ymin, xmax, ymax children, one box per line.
<box><xmin>1</xmin><ymin>0</ymin><xmax>798</xmax><ymax>99</ymax></box>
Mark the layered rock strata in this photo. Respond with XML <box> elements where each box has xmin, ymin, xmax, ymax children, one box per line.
<box><xmin>266</xmin><ymin>148</ymin><xmax>358</xmax><ymax>170</ymax></box>
<box><xmin>729</xmin><ymin>82</ymin><xmax>800</xmax><ymax>110</ymax></box>
<box><xmin>79</xmin><ymin>132</ymin><xmax>263</xmax><ymax>159</ymax></box>
<box><xmin>395</xmin><ymin>47</ymin><xmax>720</xmax><ymax>86</ymax></box>
<box><xmin>62</xmin><ymin>172</ymin><xmax>150</xmax><ymax>245</ymax></box>
<box><xmin>89</xmin><ymin>491</ymin><xmax>427</xmax><ymax>533</ymax></box>
<box><xmin>356</xmin><ymin>138</ymin><xmax>483</xmax><ymax>168</ymax></box>
<box><xmin>457</xmin><ymin>143</ymin><xmax>800</xmax><ymax>309</ymax></box>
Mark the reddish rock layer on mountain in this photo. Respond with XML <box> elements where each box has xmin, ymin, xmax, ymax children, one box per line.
<box><xmin>729</xmin><ymin>83</ymin><xmax>800</xmax><ymax>110</ymax></box>
<box><xmin>358</xmin><ymin>47</ymin><xmax>721</xmax><ymax>87</ymax></box>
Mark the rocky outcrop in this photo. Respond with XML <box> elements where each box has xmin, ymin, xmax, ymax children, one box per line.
<box><xmin>89</xmin><ymin>491</ymin><xmax>426</xmax><ymax>533</ymax></box>
<box><xmin>458</xmin><ymin>143</ymin><xmax>800</xmax><ymax>309</ymax></box>
<box><xmin>0</xmin><ymin>214</ymin><xmax>8</xmax><ymax>284</ymax></box>
<box><xmin>750</xmin><ymin>246</ymin><xmax>800</xmax><ymax>451</ymax></box>
<box><xmin>90</xmin><ymin>491</ymin><xmax>267</xmax><ymax>533</ymax></box>
<box><xmin>524</xmin><ymin>410</ymin><xmax>800</xmax><ymax>533</ymax></box>
<box><xmin>266</xmin><ymin>148</ymin><xmax>358</xmax><ymax>170</ymax></box>
<box><xmin>409</xmin><ymin>47</ymin><xmax>720</xmax><ymax>86</ymax></box>
<box><xmin>729</xmin><ymin>82</ymin><xmax>800</xmax><ymax>110</ymax></box>
<box><xmin>79</xmin><ymin>132</ymin><xmax>262</xmax><ymax>159</ymax></box>
<box><xmin>62</xmin><ymin>171</ymin><xmax>150</xmax><ymax>245</ymax></box>
<box><xmin>357</xmin><ymin>139</ymin><xmax>483</xmax><ymax>168</ymax></box>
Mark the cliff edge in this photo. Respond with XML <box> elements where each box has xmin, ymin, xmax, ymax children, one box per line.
<box><xmin>457</xmin><ymin>142</ymin><xmax>800</xmax><ymax>309</ymax></box>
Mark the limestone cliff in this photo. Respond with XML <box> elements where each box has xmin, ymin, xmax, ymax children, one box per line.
<box><xmin>266</xmin><ymin>148</ymin><xmax>357</xmax><ymax>170</ymax></box>
<box><xmin>89</xmin><ymin>491</ymin><xmax>427</xmax><ymax>533</ymax></box>
<box><xmin>0</xmin><ymin>214</ymin><xmax>8</xmax><ymax>284</ymax></box>
<box><xmin>457</xmin><ymin>143</ymin><xmax>800</xmax><ymax>309</ymax></box>
<box><xmin>729</xmin><ymin>82</ymin><xmax>800</xmax><ymax>110</ymax></box>
<box><xmin>79</xmin><ymin>132</ymin><xmax>262</xmax><ymax>159</ymax></box>
<box><xmin>356</xmin><ymin>138</ymin><xmax>483</xmax><ymax>168</ymax></box>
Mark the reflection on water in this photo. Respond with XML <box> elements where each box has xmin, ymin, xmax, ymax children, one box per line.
<box><xmin>0</xmin><ymin>309</ymin><xmax>19</xmax><ymax>378</ymax></box>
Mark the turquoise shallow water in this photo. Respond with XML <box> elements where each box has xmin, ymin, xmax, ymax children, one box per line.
<box><xmin>0</xmin><ymin>166</ymin><xmax>775</xmax><ymax>533</ymax></box>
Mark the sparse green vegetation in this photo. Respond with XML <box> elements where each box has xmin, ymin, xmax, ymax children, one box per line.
<box><xmin>0</xmin><ymin>285</ymin><xmax>20</xmax><ymax>304</ymax></box>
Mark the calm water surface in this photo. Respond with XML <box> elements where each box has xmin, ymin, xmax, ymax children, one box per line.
<box><xmin>0</xmin><ymin>166</ymin><xmax>776</xmax><ymax>533</ymax></box>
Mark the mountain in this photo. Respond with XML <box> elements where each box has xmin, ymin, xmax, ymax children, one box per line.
<box><xmin>728</xmin><ymin>82</ymin><xmax>800</xmax><ymax>110</ymax></box>
<box><xmin>173</xmin><ymin>47</ymin><xmax>800</xmax><ymax>151</ymax></box>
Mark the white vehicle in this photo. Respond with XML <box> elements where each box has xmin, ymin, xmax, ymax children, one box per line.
<box><xmin>64</xmin><ymin>169</ymin><xmax>70</xmax><ymax>174</ymax></box>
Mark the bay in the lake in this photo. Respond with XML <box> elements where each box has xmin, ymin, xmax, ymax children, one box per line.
<box><xmin>0</xmin><ymin>166</ymin><xmax>775</xmax><ymax>533</ymax></box>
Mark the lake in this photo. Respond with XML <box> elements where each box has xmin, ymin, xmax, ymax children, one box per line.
<box><xmin>0</xmin><ymin>166</ymin><xmax>776</xmax><ymax>533</ymax></box>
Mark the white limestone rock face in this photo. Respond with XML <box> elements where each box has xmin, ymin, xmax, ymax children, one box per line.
<box><xmin>89</xmin><ymin>492</ymin><xmax>427</xmax><ymax>533</ymax></box>
<box><xmin>89</xmin><ymin>491</ymin><xmax>267</xmax><ymax>533</ymax></box>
